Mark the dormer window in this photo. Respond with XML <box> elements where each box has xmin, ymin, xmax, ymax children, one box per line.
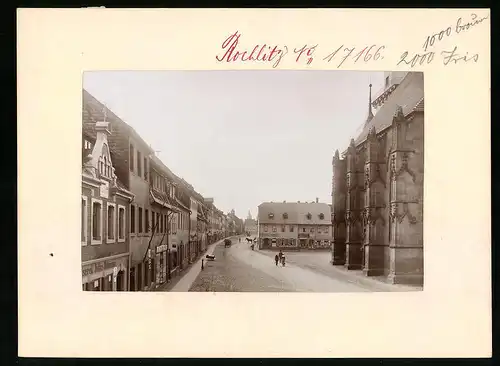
<box><xmin>268</xmin><ymin>213</ymin><xmax>274</xmax><ymax>219</ymax></box>
<box><xmin>319</xmin><ymin>213</ymin><xmax>325</xmax><ymax>220</ymax></box>
<box><xmin>282</xmin><ymin>213</ymin><xmax>288</xmax><ymax>219</ymax></box>
<box><xmin>306</xmin><ymin>213</ymin><xmax>312</xmax><ymax>220</ymax></box>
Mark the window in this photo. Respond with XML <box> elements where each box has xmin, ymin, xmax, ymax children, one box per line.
<box><xmin>144</xmin><ymin>157</ymin><xmax>148</xmax><ymax>180</ymax></box>
<box><xmin>145</xmin><ymin>209</ymin><xmax>150</xmax><ymax>232</ymax></box>
<box><xmin>138</xmin><ymin>207</ymin><xmax>143</xmax><ymax>233</ymax></box>
<box><xmin>137</xmin><ymin>151</ymin><xmax>142</xmax><ymax>177</ymax></box>
<box><xmin>303</xmin><ymin>228</ymin><xmax>306</xmax><ymax>233</ymax></box>
<box><xmin>290</xmin><ymin>226</ymin><xmax>294</xmax><ymax>232</ymax></box>
<box><xmin>319</xmin><ymin>213</ymin><xmax>325</xmax><ymax>220</ymax></box>
<box><xmin>306</xmin><ymin>213</ymin><xmax>312</xmax><ymax>220</ymax></box>
<box><xmin>264</xmin><ymin>225</ymin><xmax>268</xmax><ymax>232</ymax></box>
<box><xmin>282</xmin><ymin>212</ymin><xmax>288</xmax><ymax>219</ymax></box>
<box><xmin>118</xmin><ymin>206</ymin><xmax>125</xmax><ymax>241</ymax></box>
<box><xmin>157</xmin><ymin>213</ymin><xmax>161</xmax><ymax>233</ymax></box>
<box><xmin>160</xmin><ymin>213</ymin><xmax>163</xmax><ymax>233</ymax></box>
<box><xmin>152</xmin><ymin>210</ymin><xmax>155</xmax><ymax>233</ymax></box>
<box><xmin>272</xmin><ymin>226</ymin><xmax>277</xmax><ymax>233</ymax></box>
<box><xmin>385</xmin><ymin>76</ymin><xmax>389</xmax><ymax>88</ymax></box>
<box><xmin>129</xmin><ymin>144</ymin><xmax>134</xmax><ymax>172</ymax></box>
<box><xmin>130</xmin><ymin>205</ymin><xmax>136</xmax><ymax>234</ymax></box>
<box><xmin>281</xmin><ymin>225</ymin><xmax>285</xmax><ymax>232</ymax></box>
<box><xmin>84</xmin><ymin>139</ymin><xmax>93</xmax><ymax>150</ymax></box>
<box><xmin>81</xmin><ymin>196</ymin><xmax>88</xmax><ymax>245</ymax></box>
<box><xmin>268</xmin><ymin>213</ymin><xmax>274</xmax><ymax>219</ymax></box>
<box><xmin>107</xmin><ymin>203</ymin><xmax>116</xmax><ymax>242</ymax></box>
<box><xmin>324</xmin><ymin>226</ymin><xmax>329</xmax><ymax>234</ymax></box>
<box><xmin>91</xmin><ymin>199</ymin><xmax>103</xmax><ymax>244</ymax></box>
<box><xmin>310</xmin><ymin>228</ymin><xmax>314</xmax><ymax>233</ymax></box>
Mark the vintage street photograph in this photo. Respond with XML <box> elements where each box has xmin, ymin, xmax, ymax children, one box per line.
<box><xmin>81</xmin><ymin>70</ymin><xmax>424</xmax><ymax>293</ymax></box>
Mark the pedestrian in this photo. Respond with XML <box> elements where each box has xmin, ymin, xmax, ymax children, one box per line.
<box><xmin>278</xmin><ymin>250</ymin><xmax>283</xmax><ymax>262</ymax></box>
<box><xmin>281</xmin><ymin>255</ymin><xmax>286</xmax><ymax>267</ymax></box>
<box><xmin>274</xmin><ymin>254</ymin><xmax>279</xmax><ymax>266</ymax></box>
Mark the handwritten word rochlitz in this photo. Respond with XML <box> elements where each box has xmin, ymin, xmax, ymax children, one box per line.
<box><xmin>397</xmin><ymin>45</ymin><xmax>479</xmax><ymax>68</ymax></box>
<box><xmin>215</xmin><ymin>31</ymin><xmax>288</xmax><ymax>68</ymax></box>
<box><xmin>323</xmin><ymin>44</ymin><xmax>386</xmax><ymax>68</ymax></box>
<box><xmin>422</xmin><ymin>12</ymin><xmax>489</xmax><ymax>52</ymax></box>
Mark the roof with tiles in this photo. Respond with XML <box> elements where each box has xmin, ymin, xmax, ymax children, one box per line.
<box><xmin>257</xmin><ymin>202</ymin><xmax>332</xmax><ymax>225</ymax></box>
<box><xmin>82</xmin><ymin>89</ymin><xmax>153</xmax><ymax>154</ymax></box>
<box><xmin>353</xmin><ymin>72</ymin><xmax>424</xmax><ymax>146</ymax></box>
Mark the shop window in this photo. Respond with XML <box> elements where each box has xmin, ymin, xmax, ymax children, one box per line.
<box><xmin>130</xmin><ymin>205</ymin><xmax>136</xmax><ymax>234</ymax></box>
<box><xmin>138</xmin><ymin>207</ymin><xmax>143</xmax><ymax>233</ymax></box>
<box><xmin>118</xmin><ymin>206</ymin><xmax>125</xmax><ymax>241</ymax></box>
<box><xmin>81</xmin><ymin>196</ymin><xmax>88</xmax><ymax>245</ymax></box>
<box><xmin>137</xmin><ymin>263</ymin><xmax>143</xmax><ymax>290</ymax></box>
<box><xmin>91</xmin><ymin>199</ymin><xmax>103</xmax><ymax>244</ymax></box>
<box><xmin>107</xmin><ymin>203</ymin><xmax>116</xmax><ymax>242</ymax></box>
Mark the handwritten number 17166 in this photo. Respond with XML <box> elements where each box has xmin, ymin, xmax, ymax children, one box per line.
<box><xmin>323</xmin><ymin>44</ymin><xmax>385</xmax><ymax>68</ymax></box>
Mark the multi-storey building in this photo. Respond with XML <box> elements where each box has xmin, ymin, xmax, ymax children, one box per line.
<box><xmin>257</xmin><ymin>201</ymin><xmax>332</xmax><ymax>251</ymax></box>
<box><xmin>330</xmin><ymin>71</ymin><xmax>424</xmax><ymax>285</ymax></box>
<box><xmin>81</xmin><ymin>120</ymin><xmax>134</xmax><ymax>291</ymax></box>
<box><xmin>83</xmin><ymin>89</ymin><xmax>229</xmax><ymax>290</ymax></box>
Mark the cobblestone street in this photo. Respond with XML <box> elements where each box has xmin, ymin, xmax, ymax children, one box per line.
<box><xmin>189</xmin><ymin>237</ymin><xmax>420</xmax><ymax>292</ymax></box>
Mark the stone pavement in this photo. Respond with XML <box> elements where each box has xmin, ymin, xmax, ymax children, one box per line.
<box><xmin>255</xmin><ymin>249</ymin><xmax>423</xmax><ymax>292</ymax></box>
<box><xmin>156</xmin><ymin>236</ymin><xmax>238</xmax><ymax>292</ymax></box>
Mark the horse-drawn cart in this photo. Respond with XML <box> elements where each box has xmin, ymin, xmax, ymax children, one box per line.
<box><xmin>224</xmin><ymin>239</ymin><xmax>232</xmax><ymax>248</ymax></box>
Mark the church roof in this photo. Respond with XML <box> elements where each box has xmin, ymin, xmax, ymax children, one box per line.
<box><xmin>257</xmin><ymin>201</ymin><xmax>332</xmax><ymax>225</ymax></box>
<box><xmin>353</xmin><ymin>72</ymin><xmax>424</xmax><ymax>146</ymax></box>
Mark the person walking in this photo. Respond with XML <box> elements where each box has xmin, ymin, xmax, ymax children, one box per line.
<box><xmin>281</xmin><ymin>255</ymin><xmax>286</xmax><ymax>267</ymax></box>
<box><xmin>274</xmin><ymin>254</ymin><xmax>279</xmax><ymax>266</ymax></box>
<box><xmin>278</xmin><ymin>250</ymin><xmax>283</xmax><ymax>265</ymax></box>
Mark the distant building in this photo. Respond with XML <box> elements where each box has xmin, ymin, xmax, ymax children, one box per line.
<box><xmin>257</xmin><ymin>200</ymin><xmax>332</xmax><ymax>251</ymax></box>
<box><xmin>244</xmin><ymin>211</ymin><xmax>257</xmax><ymax>236</ymax></box>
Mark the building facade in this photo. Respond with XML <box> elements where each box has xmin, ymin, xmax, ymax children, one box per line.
<box><xmin>83</xmin><ymin>89</ymin><xmax>231</xmax><ymax>291</ymax></box>
<box><xmin>331</xmin><ymin>71</ymin><xmax>424</xmax><ymax>285</ymax></box>
<box><xmin>81</xmin><ymin>121</ymin><xmax>134</xmax><ymax>291</ymax></box>
<box><xmin>257</xmin><ymin>201</ymin><xmax>332</xmax><ymax>250</ymax></box>
<box><xmin>244</xmin><ymin>211</ymin><xmax>258</xmax><ymax>236</ymax></box>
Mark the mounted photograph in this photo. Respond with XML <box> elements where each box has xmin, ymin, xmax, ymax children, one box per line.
<box><xmin>81</xmin><ymin>70</ymin><xmax>424</xmax><ymax>293</ymax></box>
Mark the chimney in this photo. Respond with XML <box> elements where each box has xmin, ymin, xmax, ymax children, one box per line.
<box><xmin>316</xmin><ymin>197</ymin><xmax>319</xmax><ymax>203</ymax></box>
<box><xmin>95</xmin><ymin>121</ymin><xmax>111</xmax><ymax>136</ymax></box>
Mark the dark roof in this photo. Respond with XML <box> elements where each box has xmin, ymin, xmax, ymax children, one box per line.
<box><xmin>257</xmin><ymin>202</ymin><xmax>332</xmax><ymax>225</ymax></box>
<box><xmin>82</xmin><ymin>89</ymin><xmax>153</xmax><ymax>154</ymax></box>
<box><xmin>354</xmin><ymin>72</ymin><xmax>424</xmax><ymax>146</ymax></box>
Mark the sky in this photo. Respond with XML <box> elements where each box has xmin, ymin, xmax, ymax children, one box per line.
<box><xmin>83</xmin><ymin>70</ymin><xmax>385</xmax><ymax>219</ymax></box>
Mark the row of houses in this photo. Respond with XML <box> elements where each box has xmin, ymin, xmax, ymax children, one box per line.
<box><xmin>81</xmin><ymin>89</ymin><xmax>243</xmax><ymax>291</ymax></box>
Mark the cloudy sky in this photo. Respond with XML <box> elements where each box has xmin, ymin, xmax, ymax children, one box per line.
<box><xmin>83</xmin><ymin>70</ymin><xmax>385</xmax><ymax>219</ymax></box>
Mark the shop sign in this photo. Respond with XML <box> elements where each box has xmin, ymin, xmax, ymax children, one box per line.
<box><xmin>82</xmin><ymin>265</ymin><xmax>93</xmax><ymax>276</ymax></box>
<box><xmin>156</xmin><ymin>245</ymin><xmax>168</xmax><ymax>253</ymax></box>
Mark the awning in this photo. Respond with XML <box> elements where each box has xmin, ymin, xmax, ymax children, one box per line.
<box><xmin>149</xmin><ymin>190</ymin><xmax>180</xmax><ymax>212</ymax></box>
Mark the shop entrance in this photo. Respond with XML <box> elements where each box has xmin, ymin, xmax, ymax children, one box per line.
<box><xmin>117</xmin><ymin>270</ymin><xmax>125</xmax><ymax>291</ymax></box>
